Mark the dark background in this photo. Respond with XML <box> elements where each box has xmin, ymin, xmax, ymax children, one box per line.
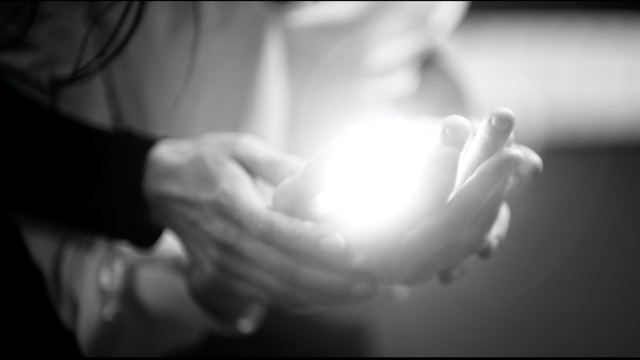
<box><xmin>470</xmin><ymin>1</ymin><xmax>640</xmax><ymax>11</ymax></box>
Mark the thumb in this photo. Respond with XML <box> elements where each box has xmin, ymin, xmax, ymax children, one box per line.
<box><xmin>232</xmin><ymin>135</ymin><xmax>305</xmax><ymax>185</ymax></box>
<box><xmin>272</xmin><ymin>141</ymin><xmax>336</xmax><ymax>220</ymax></box>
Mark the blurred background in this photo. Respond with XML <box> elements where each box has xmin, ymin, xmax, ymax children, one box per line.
<box><xmin>196</xmin><ymin>1</ymin><xmax>640</xmax><ymax>357</ymax></box>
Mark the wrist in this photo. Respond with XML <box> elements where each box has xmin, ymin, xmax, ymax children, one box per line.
<box><xmin>142</xmin><ymin>137</ymin><xmax>193</xmax><ymax>226</ymax></box>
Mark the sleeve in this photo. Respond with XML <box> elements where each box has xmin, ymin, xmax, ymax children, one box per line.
<box><xmin>0</xmin><ymin>78</ymin><xmax>163</xmax><ymax>248</ymax></box>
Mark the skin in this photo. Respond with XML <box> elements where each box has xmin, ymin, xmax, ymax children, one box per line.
<box><xmin>438</xmin><ymin>109</ymin><xmax>543</xmax><ymax>284</ymax></box>
<box><xmin>273</xmin><ymin>108</ymin><xmax>543</xmax><ymax>285</ymax></box>
<box><xmin>143</xmin><ymin>132</ymin><xmax>378</xmax><ymax>324</ymax></box>
<box><xmin>129</xmin><ymin>108</ymin><xmax>541</xmax><ymax>336</ymax></box>
<box><xmin>66</xmin><ymin>109</ymin><xmax>541</xmax><ymax>356</ymax></box>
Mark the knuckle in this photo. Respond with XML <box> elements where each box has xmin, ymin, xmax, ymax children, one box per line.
<box><xmin>232</xmin><ymin>133</ymin><xmax>260</xmax><ymax>155</ymax></box>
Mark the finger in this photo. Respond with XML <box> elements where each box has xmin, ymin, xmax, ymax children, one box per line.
<box><xmin>272</xmin><ymin>141</ymin><xmax>337</xmax><ymax>221</ymax></box>
<box><xmin>398</xmin><ymin>218</ymin><xmax>471</xmax><ymax>284</ymax></box>
<box><xmin>478</xmin><ymin>202</ymin><xmax>511</xmax><ymax>259</ymax></box>
<box><xmin>393</xmin><ymin>204</ymin><xmax>474</xmax><ymax>284</ymax></box>
<box><xmin>456</xmin><ymin>107</ymin><xmax>516</xmax><ymax>190</ymax></box>
<box><xmin>405</xmin><ymin>145</ymin><xmax>461</xmax><ymax>219</ymax></box>
<box><xmin>214</xmin><ymin>225</ymin><xmax>377</xmax><ymax>307</ymax></box>
<box><xmin>215</xmin><ymin>170</ymin><xmax>355</xmax><ymax>267</ymax></box>
<box><xmin>178</xmin><ymin>221</ymin><xmax>311</xmax><ymax>310</ymax></box>
<box><xmin>232</xmin><ymin>134</ymin><xmax>305</xmax><ymax>185</ymax></box>
<box><xmin>186</xmin><ymin>255</ymin><xmax>270</xmax><ymax>330</ymax></box>
<box><xmin>393</xmin><ymin>116</ymin><xmax>468</xmax><ymax>219</ymax></box>
<box><xmin>446</xmin><ymin>147</ymin><xmax>523</xmax><ymax>228</ymax></box>
<box><xmin>463</xmin><ymin>176</ymin><xmax>510</xmax><ymax>248</ymax></box>
<box><xmin>513</xmin><ymin>144</ymin><xmax>543</xmax><ymax>179</ymax></box>
<box><xmin>506</xmin><ymin>132</ymin><xmax>516</xmax><ymax>148</ymax></box>
<box><xmin>168</xmin><ymin>212</ymin><xmax>286</xmax><ymax>309</ymax></box>
<box><xmin>255</xmin><ymin>209</ymin><xmax>354</xmax><ymax>266</ymax></box>
<box><xmin>402</xmin><ymin>162</ymin><xmax>514</xmax><ymax>284</ymax></box>
<box><xmin>507</xmin><ymin>144</ymin><xmax>544</xmax><ymax>196</ymax></box>
<box><xmin>211</xmin><ymin>249</ymin><xmax>311</xmax><ymax>309</ymax></box>
<box><xmin>185</xmin><ymin>201</ymin><xmax>356</xmax><ymax>294</ymax></box>
<box><xmin>399</xmin><ymin>149</ymin><xmax>519</xmax><ymax>285</ymax></box>
<box><xmin>437</xmin><ymin>115</ymin><xmax>471</xmax><ymax>151</ymax></box>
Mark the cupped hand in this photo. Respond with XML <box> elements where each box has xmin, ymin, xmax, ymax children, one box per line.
<box><xmin>273</xmin><ymin>115</ymin><xmax>468</xmax><ymax>282</ymax></box>
<box><xmin>436</xmin><ymin>109</ymin><xmax>543</xmax><ymax>284</ymax></box>
<box><xmin>143</xmin><ymin>133</ymin><xmax>377</xmax><ymax>328</ymax></box>
<box><xmin>273</xmin><ymin>109</ymin><xmax>542</xmax><ymax>285</ymax></box>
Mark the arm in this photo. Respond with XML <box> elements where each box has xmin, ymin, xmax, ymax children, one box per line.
<box><xmin>0</xmin><ymin>78</ymin><xmax>162</xmax><ymax>248</ymax></box>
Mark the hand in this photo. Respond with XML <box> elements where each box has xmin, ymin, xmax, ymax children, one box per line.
<box><xmin>143</xmin><ymin>133</ymin><xmax>376</xmax><ymax>328</ymax></box>
<box><xmin>383</xmin><ymin>108</ymin><xmax>541</xmax><ymax>285</ymax></box>
<box><xmin>273</xmin><ymin>109</ymin><xmax>542</xmax><ymax>285</ymax></box>
<box><xmin>342</xmin><ymin>146</ymin><xmax>524</xmax><ymax>284</ymax></box>
<box><xmin>273</xmin><ymin>115</ymin><xmax>469</xmax><ymax>282</ymax></box>
<box><xmin>435</xmin><ymin>108</ymin><xmax>543</xmax><ymax>284</ymax></box>
<box><xmin>396</xmin><ymin>146</ymin><xmax>524</xmax><ymax>284</ymax></box>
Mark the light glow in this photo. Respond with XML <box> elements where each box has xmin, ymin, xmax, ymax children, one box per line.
<box><xmin>316</xmin><ymin>120</ymin><xmax>439</xmax><ymax>227</ymax></box>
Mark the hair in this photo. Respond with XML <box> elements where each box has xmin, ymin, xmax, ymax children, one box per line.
<box><xmin>0</xmin><ymin>2</ymin><xmax>243</xmax><ymax>110</ymax></box>
<box><xmin>0</xmin><ymin>2</ymin><xmax>146</xmax><ymax>97</ymax></box>
<box><xmin>0</xmin><ymin>2</ymin><xmax>40</xmax><ymax>49</ymax></box>
<box><xmin>51</xmin><ymin>1</ymin><xmax>146</xmax><ymax>90</ymax></box>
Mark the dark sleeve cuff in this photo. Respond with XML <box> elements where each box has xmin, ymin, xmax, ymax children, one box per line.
<box><xmin>98</xmin><ymin>130</ymin><xmax>164</xmax><ymax>248</ymax></box>
<box><xmin>0</xmin><ymin>78</ymin><xmax>163</xmax><ymax>248</ymax></box>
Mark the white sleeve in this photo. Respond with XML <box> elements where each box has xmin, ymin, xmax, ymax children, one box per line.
<box><xmin>20</xmin><ymin>221</ymin><xmax>266</xmax><ymax>357</ymax></box>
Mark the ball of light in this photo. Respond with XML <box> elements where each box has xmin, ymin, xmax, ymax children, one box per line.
<box><xmin>316</xmin><ymin>120</ymin><xmax>439</xmax><ymax>227</ymax></box>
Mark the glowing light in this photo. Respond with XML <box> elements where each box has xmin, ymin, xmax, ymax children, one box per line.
<box><xmin>315</xmin><ymin>120</ymin><xmax>439</xmax><ymax>227</ymax></box>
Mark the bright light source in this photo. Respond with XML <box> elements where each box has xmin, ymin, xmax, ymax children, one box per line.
<box><xmin>315</xmin><ymin>120</ymin><xmax>439</xmax><ymax>227</ymax></box>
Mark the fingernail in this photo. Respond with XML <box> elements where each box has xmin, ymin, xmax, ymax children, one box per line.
<box><xmin>490</xmin><ymin>115</ymin><xmax>512</xmax><ymax>131</ymax></box>
<box><xmin>350</xmin><ymin>281</ymin><xmax>376</xmax><ymax>297</ymax></box>
<box><xmin>439</xmin><ymin>115</ymin><xmax>471</xmax><ymax>151</ymax></box>
<box><xmin>319</xmin><ymin>234</ymin><xmax>347</xmax><ymax>256</ymax></box>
